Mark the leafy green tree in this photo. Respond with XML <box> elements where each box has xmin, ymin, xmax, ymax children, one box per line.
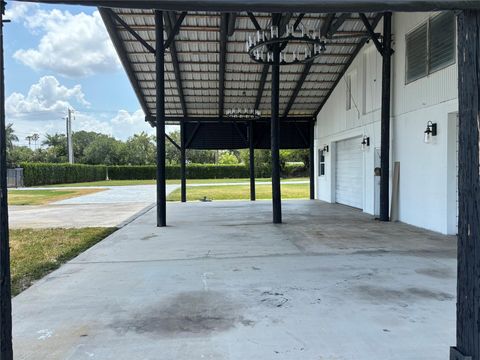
<box><xmin>42</xmin><ymin>133</ymin><xmax>67</xmax><ymax>162</ymax></box>
<box><xmin>7</xmin><ymin>146</ymin><xmax>34</xmax><ymax>167</ymax></box>
<box><xmin>83</xmin><ymin>135</ymin><xmax>124</xmax><ymax>165</ymax></box>
<box><xmin>124</xmin><ymin>132</ymin><xmax>156</xmax><ymax>165</ymax></box>
<box><xmin>6</xmin><ymin>123</ymin><xmax>18</xmax><ymax>150</ymax></box>
<box><xmin>218</xmin><ymin>151</ymin><xmax>240</xmax><ymax>165</ymax></box>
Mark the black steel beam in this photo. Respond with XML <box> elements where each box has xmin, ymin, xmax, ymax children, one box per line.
<box><xmin>109</xmin><ymin>10</ymin><xmax>155</xmax><ymax>54</ymax></box>
<box><xmin>22</xmin><ymin>1</ymin><xmax>480</xmax><ymax>12</ymax></box>
<box><xmin>293</xmin><ymin>13</ymin><xmax>305</xmax><ymax>30</ymax></box>
<box><xmin>283</xmin><ymin>61</ymin><xmax>313</xmax><ymax>117</ymax></box>
<box><xmin>180</xmin><ymin>122</ymin><xmax>187</xmax><ymax>202</ymax></box>
<box><xmin>271</xmin><ymin>31</ymin><xmax>281</xmax><ymax>224</ymax></box>
<box><xmin>165</xmin><ymin>133</ymin><xmax>181</xmax><ymax>150</ymax></box>
<box><xmin>379</xmin><ymin>12</ymin><xmax>392</xmax><ymax>222</ymax></box>
<box><xmin>326</xmin><ymin>13</ymin><xmax>349</xmax><ymax>38</ymax></box>
<box><xmin>185</xmin><ymin>122</ymin><xmax>201</xmax><ymax>147</ymax></box>
<box><xmin>155</xmin><ymin>10</ymin><xmax>166</xmax><ymax>227</ymax></box>
<box><xmin>148</xmin><ymin>116</ymin><xmax>314</xmax><ymax>123</ymax></box>
<box><xmin>309</xmin><ymin>120</ymin><xmax>315</xmax><ymax>200</ymax></box>
<box><xmin>219</xmin><ymin>13</ymin><xmax>228</xmax><ymax>117</ymax></box>
<box><xmin>247</xmin><ymin>12</ymin><xmax>261</xmax><ymax>31</ymax></box>
<box><xmin>0</xmin><ymin>3</ymin><xmax>13</xmax><ymax>359</ymax></box>
<box><xmin>164</xmin><ymin>11</ymin><xmax>187</xmax><ymax>49</ymax></box>
<box><xmin>359</xmin><ymin>13</ymin><xmax>383</xmax><ymax>54</ymax></box>
<box><xmin>164</xmin><ymin>12</ymin><xmax>188</xmax><ymax>116</ymax></box>
<box><xmin>321</xmin><ymin>13</ymin><xmax>336</xmax><ymax>38</ymax></box>
<box><xmin>249</xmin><ymin>121</ymin><xmax>255</xmax><ymax>201</ymax></box>
<box><xmin>100</xmin><ymin>8</ymin><xmax>151</xmax><ymax>118</ymax></box>
<box><xmin>255</xmin><ymin>65</ymin><xmax>270</xmax><ymax>110</ymax></box>
<box><xmin>454</xmin><ymin>11</ymin><xmax>480</xmax><ymax>360</ymax></box>
<box><xmin>227</xmin><ymin>12</ymin><xmax>237</xmax><ymax>36</ymax></box>
<box><xmin>284</xmin><ymin>12</ymin><xmax>346</xmax><ymax>118</ymax></box>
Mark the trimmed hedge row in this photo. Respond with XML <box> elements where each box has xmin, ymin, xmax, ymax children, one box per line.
<box><xmin>108</xmin><ymin>164</ymin><xmax>255</xmax><ymax>180</ymax></box>
<box><xmin>21</xmin><ymin>163</ymin><xmax>107</xmax><ymax>187</ymax></box>
<box><xmin>21</xmin><ymin>163</ymin><xmax>308</xmax><ymax>186</ymax></box>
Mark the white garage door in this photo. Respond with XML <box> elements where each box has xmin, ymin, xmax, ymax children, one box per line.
<box><xmin>335</xmin><ymin>137</ymin><xmax>363</xmax><ymax>209</ymax></box>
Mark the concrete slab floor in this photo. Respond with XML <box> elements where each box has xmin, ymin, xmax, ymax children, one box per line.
<box><xmin>12</xmin><ymin>200</ymin><xmax>457</xmax><ymax>359</ymax></box>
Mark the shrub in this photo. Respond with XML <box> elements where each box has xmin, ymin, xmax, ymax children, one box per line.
<box><xmin>21</xmin><ymin>163</ymin><xmax>106</xmax><ymax>187</ymax></box>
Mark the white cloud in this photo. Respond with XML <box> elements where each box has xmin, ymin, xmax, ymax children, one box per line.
<box><xmin>5</xmin><ymin>76</ymin><xmax>159</xmax><ymax>146</ymax></box>
<box><xmin>5</xmin><ymin>2</ymin><xmax>38</xmax><ymax>21</ymax></box>
<box><xmin>6</xmin><ymin>75</ymin><xmax>89</xmax><ymax>118</ymax></box>
<box><xmin>111</xmin><ymin>109</ymin><xmax>153</xmax><ymax>138</ymax></box>
<box><xmin>13</xmin><ymin>8</ymin><xmax>120</xmax><ymax>77</ymax></box>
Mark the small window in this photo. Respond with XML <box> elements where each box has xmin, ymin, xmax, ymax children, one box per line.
<box><xmin>318</xmin><ymin>149</ymin><xmax>325</xmax><ymax>176</ymax></box>
<box><xmin>429</xmin><ymin>12</ymin><xmax>456</xmax><ymax>73</ymax></box>
<box><xmin>406</xmin><ymin>23</ymin><xmax>428</xmax><ymax>83</ymax></box>
<box><xmin>405</xmin><ymin>12</ymin><xmax>456</xmax><ymax>84</ymax></box>
<box><xmin>346</xmin><ymin>74</ymin><xmax>352</xmax><ymax>110</ymax></box>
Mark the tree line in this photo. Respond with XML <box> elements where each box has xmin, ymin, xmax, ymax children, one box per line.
<box><xmin>5</xmin><ymin>125</ymin><xmax>309</xmax><ymax>168</ymax></box>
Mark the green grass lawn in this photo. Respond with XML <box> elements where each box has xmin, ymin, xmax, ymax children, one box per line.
<box><xmin>8</xmin><ymin>188</ymin><xmax>105</xmax><ymax>206</ymax></box>
<box><xmin>41</xmin><ymin>177</ymin><xmax>308</xmax><ymax>187</ymax></box>
<box><xmin>167</xmin><ymin>182</ymin><xmax>309</xmax><ymax>201</ymax></box>
<box><xmin>10</xmin><ymin>227</ymin><xmax>116</xmax><ymax>295</ymax></box>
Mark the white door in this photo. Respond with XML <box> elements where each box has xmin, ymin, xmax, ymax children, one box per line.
<box><xmin>335</xmin><ymin>137</ymin><xmax>363</xmax><ymax>209</ymax></box>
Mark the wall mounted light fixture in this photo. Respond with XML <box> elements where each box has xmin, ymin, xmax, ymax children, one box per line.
<box><xmin>323</xmin><ymin>145</ymin><xmax>329</xmax><ymax>153</ymax></box>
<box><xmin>361</xmin><ymin>136</ymin><xmax>370</xmax><ymax>151</ymax></box>
<box><xmin>424</xmin><ymin>121</ymin><xmax>438</xmax><ymax>143</ymax></box>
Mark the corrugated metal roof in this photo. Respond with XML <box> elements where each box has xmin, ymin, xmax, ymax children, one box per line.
<box><xmin>102</xmin><ymin>9</ymin><xmax>380</xmax><ymax>122</ymax></box>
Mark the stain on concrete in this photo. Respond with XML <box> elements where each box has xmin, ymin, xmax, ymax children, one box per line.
<box><xmin>355</xmin><ymin>285</ymin><xmax>454</xmax><ymax>303</ymax></box>
<box><xmin>112</xmin><ymin>291</ymin><xmax>248</xmax><ymax>337</ymax></box>
<box><xmin>415</xmin><ymin>267</ymin><xmax>454</xmax><ymax>279</ymax></box>
<box><xmin>141</xmin><ymin>234</ymin><xmax>157</xmax><ymax>241</ymax></box>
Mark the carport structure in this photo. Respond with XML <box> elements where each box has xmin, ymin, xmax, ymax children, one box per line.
<box><xmin>2</xmin><ymin>1</ymin><xmax>480</xmax><ymax>359</ymax></box>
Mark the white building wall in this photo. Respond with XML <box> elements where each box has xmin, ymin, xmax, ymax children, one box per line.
<box><xmin>315</xmin><ymin>12</ymin><xmax>459</xmax><ymax>234</ymax></box>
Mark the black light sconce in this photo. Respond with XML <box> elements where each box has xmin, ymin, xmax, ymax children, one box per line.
<box><xmin>323</xmin><ymin>145</ymin><xmax>329</xmax><ymax>153</ymax></box>
<box><xmin>361</xmin><ymin>135</ymin><xmax>370</xmax><ymax>151</ymax></box>
<box><xmin>424</xmin><ymin>121</ymin><xmax>438</xmax><ymax>143</ymax></box>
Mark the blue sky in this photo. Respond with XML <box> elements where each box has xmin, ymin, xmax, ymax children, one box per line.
<box><xmin>5</xmin><ymin>1</ymin><xmax>158</xmax><ymax>146</ymax></box>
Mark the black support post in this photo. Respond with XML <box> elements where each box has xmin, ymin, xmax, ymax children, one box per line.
<box><xmin>155</xmin><ymin>10</ymin><xmax>166</xmax><ymax>227</ymax></box>
<box><xmin>0</xmin><ymin>2</ymin><xmax>13</xmax><ymax>359</ymax></box>
<box><xmin>451</xmin><ymin>10</ymin><xmax>480</xmax><ymax>360</ymax></box>
<box><xmin>180</xmin><ymin>121</ymin><xmax>186</xmax><ymax>203</ymax></box>
<box><xmin>249</xmin><ymin>121</ymin><xmax>255</xmax><ymax>201</ymax></box>
<box><xmin>379</xmin><ymin>12</ymin><xmax>392</xmax><ymax>222</ymax></box>
<box><xmin>271</xmin><ymin>40</ymin><xmax>282</xmax><ymax>224</ymax></box>
<box><xmin>309</xmin><ymin>120</ymin><xmax>315</xmax><ymax>200</ymax></box>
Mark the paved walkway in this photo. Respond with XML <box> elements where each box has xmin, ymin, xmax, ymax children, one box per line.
<box><xmin>12</xmin><ymin>200</ymin><xmax>456</xmax><ymax>359</ymax></box>
<box><xmin>9</xmin><ymin>185</ymin><xmax>178</xmax><ymax>228</ymax></box>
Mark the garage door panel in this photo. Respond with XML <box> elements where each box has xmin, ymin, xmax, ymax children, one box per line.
<box><xmin>335</xmin><ymin>137</ymin><xmax>363</xmax><ymax>209</ymax></box>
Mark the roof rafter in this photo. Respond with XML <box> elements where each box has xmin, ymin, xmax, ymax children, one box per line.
<box><xmin>326</xmin><ymin>13</ymin><xmax>350</xmax><ymax>38</ymax></box>
<box><xmin>283</xmin><ymin>14</ymin><xmax>349</xmax><ymax>118</ymax></box>
<box><xmin>165</xmin><ymin>11</ymin><xmax>187</xmax><ymax>49</ymax></box>
<box><xmin>219</xmin><ymin>13</ymin><xmax>229</xmax><ymax>117</ymax></box>
<box><xmin>109</xmin><ymin>10</ymin><xmax>155</xmax><ymax>54</ymax></box>
<box><xmin>164</xmin><ymin>11</ymin><xmax>188</xmax><ymax>116</ymax></box>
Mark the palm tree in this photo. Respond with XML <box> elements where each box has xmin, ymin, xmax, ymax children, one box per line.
<box><xmin>6</xmin><ymin>124</ymin><xmax>18</xmax><ymax>150</ymax></box>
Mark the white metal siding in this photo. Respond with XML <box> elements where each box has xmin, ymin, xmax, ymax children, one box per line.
<box><xmin>335</xmin><ymin>137</ymin><xmax>363</xmax><ymax>209</ymax></box>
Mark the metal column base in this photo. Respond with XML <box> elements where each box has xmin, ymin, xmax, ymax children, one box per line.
<box><xmin>450</xmin><ymin>347</ymin><xmax>472</xmax><ymax>360</ymax></box>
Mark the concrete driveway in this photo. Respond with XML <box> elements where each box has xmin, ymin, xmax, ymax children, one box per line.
<box><xmin>12</xmin><ymin>200</ymin><xmax>456</xmax><ymax>359</ymax></box>
<box><xmin>9</xmin><ymin>185</ymin><xmax>178</xmax><ymax>228</ymax></box>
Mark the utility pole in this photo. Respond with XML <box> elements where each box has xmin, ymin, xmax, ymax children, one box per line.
<box><xmin>66</xmin><ymin>109</ymin><xmax>74</xmax><ymax>164</ymax></box>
